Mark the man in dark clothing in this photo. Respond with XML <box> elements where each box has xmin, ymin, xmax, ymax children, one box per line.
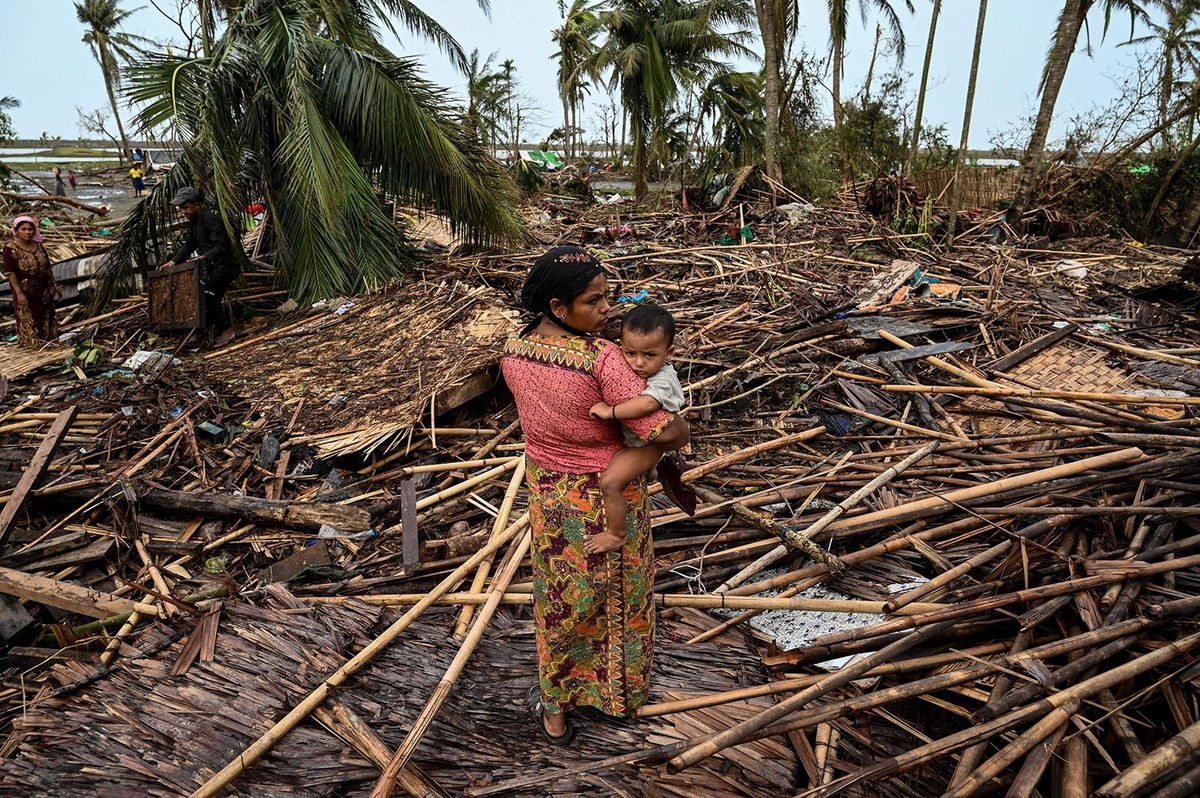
<box><xmin>159</xmin><ymin>187</ymin><xmax>241</xmax><ymax>345</ymax></box>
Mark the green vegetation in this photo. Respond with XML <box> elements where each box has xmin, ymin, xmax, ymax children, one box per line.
<box><xmin>101</xmin><ymin>0</ymin><xmax>523</xmax><ymax>308</ymax></box>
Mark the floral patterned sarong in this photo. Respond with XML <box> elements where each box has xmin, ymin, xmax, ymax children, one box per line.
<box><xmin>527</xmin><ymin>461</ymin><xmax>655</xmax><ymax>717</ymax></box>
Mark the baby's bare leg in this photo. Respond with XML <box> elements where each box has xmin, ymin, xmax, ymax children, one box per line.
<box><xmin>587</xmin><ymin>444</ymin><xmax>664</xmax><ymax>554</ymax></box>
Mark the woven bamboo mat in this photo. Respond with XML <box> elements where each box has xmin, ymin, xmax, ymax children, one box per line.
<box><xmin>960</xmin><ymin>341</ymin><xmax>1171</xmax><ymax>437</ymax></box>
<box><xmin>0</xmin><ymin>600</ymin><xmax>799</xmax><ymax>797</ymax></box>
<box><xmin>202</xmin><ymin>280</ymin><xmax>519</xmax><ymax>457</ymax></box>
<box><xmin>0</xmin><ymin>589</ymin><xmax>385</xmax><ymax>797</ymax></box>
<box><xmin>0</xmin><ymin>343</ymin><xmax>70</xmax><ymax>381</ymax></box>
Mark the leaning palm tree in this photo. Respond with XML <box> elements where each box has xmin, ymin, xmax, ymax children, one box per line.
<box><xmin>593</xmin><ymin>0</ymin><xmax>757</xmax><ymax>199</ymax></box>
<box><xmin>1008</xmin><ymin>0</ymin><xmax>1151</xmax><ymax>224</ymax></box>
<box><xmin>553</xmin><ymin>1</ymin><xmax>601</xmax><ymax>160</ymax></box>
<box><xmin>827</xmin><ymin>0</ymin><xmax>914</xmax><ymax>130</ymax></box>
<box><xmin>99</xmin><ymin>0</ymin><xmax>523</xmax><ymax>306</ymax></box>
<box><xmin>74</xmin><ymin>0</ymin><xmax>153</xmax><ymax>162</ymax></box>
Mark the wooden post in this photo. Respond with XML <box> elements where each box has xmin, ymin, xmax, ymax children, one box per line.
<box><xmin>400</xmin><ymin>480</ymin><xmax>419</xmax><ymax>574</ymax></box>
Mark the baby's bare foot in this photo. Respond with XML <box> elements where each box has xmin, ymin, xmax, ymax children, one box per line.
<box><xmin>585</xmin><ymin>530</ymin><xmax>627</xmax><ymax>554</ymax></box>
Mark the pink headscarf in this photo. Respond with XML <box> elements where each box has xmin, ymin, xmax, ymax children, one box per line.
<box><xmin>12</xmin><ymin>216</ymin><xmax>43</xmax><ymax>243</ymax></box>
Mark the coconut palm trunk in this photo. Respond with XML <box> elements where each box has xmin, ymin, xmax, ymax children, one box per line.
<box><xmin>753</xmin><ymin>0</ymin><xmax>783</xmax><ymax>181</ymax></box>
<box><xmin>906</xmin><ymin>0</ymin><xmax>941</xmax><ymax>175</ymax></box>
<box><xmin>831</xmin><ymin>43</ymin><xmax>844</xmax><ymax>129</ymax></box>
<box><xmin>1007</xmin><ymin>0</ymin><xmax>1087</xmax><ymax>226</ymax></box>
<box><xmin>947</xmin><ymin>0</ymin><xmax>989</xmax><ymax>246</ymax></box>
<box><xmin>561</xmin><ymin>93</ymin><xmax>572</xmax><ymax>158</ymax></box>
<box><xmin>100</xmin><ymin>40</ymin><xmax>132</xmax><ymax>163</ymax></box>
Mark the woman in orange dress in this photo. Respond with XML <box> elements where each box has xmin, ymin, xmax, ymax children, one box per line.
<box><xmin>2</xmin><ymin>217</ymin><xmax>59</xmax><ymax>347</ymax></box>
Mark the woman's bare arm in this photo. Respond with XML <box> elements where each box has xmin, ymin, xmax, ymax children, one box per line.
<box><xmin>651</xmin><ymin>416</ymin><xmax>690</xmax><ymax>451</ymax></box>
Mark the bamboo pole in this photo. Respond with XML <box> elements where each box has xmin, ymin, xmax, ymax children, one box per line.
<box><xmin>452</xmin><ymin>457</ymin><xmax>525</xmax><ymax>637</ymax></box>
<box><xmin>434</xmin><ymin>419</ymin><xmax>521</xmax><ymax>491</ymax></box>
<box><xmin>414</xmin><ymin>458</ymin><xmax>521</xmax><ymax>512</ymax></box>
<box><xmin>884</xmin><ymin>510</ymin><xmax>1073</xmax><ymax>612</ymax></box>
<box><xmin>881</xmin><ymin>383</ymin><xmax>1200</xmax><ymax>406</ymax></box>
<box><xmin>369</xmin><ymin>529</ymin><xmax>533</xmax><ymax>797</ymax></box>
<box><xmin>690</xmin><ymin>484</ymin><xmax>843</xmax><ymax>571</ymax></box>
<box><xmin>1060</xmin><ymin>722</ymin><xmax>1089</xmax><ymax>798</ymax></box>
<box><xmin>636</xmin><ymin>640</ymin><xmax>1014</xmax><ymax>718</ymax></box>
<box><xmin>974</xmin><ymin>632</ymin><xmax>1142</xmax><ymax>722</ymax></box>
<box><xmin>824</xmin><ymin>400</ymin><xmax>969</xmax><ymax>442</ymax></box>
<box><xmin>949</xmin><ymin>628</ymin><xmax>1035</xmax><ymax>789</ymax></box>
<box><xmin>705</xmin><ymin>442</ymin><xmax>936</xmax><ymax>604</ymax></box>
<box><xmin>302</xmin><ymin>592</ymin><xmax>947</xmax><ymax>614</ymax></box>
<box><xmin>818</xmin><ymin>447</ymin><xmax>1142</xmax><ymax>536</ymax></box>
<box><xmin>1096</xmin><ymin>718</ymin><xmax>1200</xmax><ymax>798</ymax></box>
<box><xmin>667</xmin><ymin>621</ymin><xmax>958</xmax><ymax>773</ymax></box>
<box><xmin>672</xmin><ymin>427</ymin><xmax>823</xmax><ymax>483</ymax></box>
<box><xmin>801</xmin><ymin>631</ymin><xmax>1200</xmax><ymax>798</ymax></box>
<box><xmin>943</xmin><ymin>698</ymin><xmax>1081</xmax><ymax>798</ymax></box>
<box><xmin>795</xmin><ymin>549</ymin><xmax>1200</xmax><ymax>653</ymax></box>
<box><xmin>469</xmin><ymin>621</ymin><xmax>1153</xmax><ymax>797</ymax></box>
<box><xmin>186</xmin><ymin>512</ymin><xmax>530</xmax><ymax>798</ymax></box>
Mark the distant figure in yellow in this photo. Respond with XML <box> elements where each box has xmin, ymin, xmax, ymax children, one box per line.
<box><xmin>130</xmin><ymin>164</ymin><xmax>145</xmax><ymax>197</ymax></box>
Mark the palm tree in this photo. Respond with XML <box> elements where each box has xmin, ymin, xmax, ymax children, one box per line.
<box><xmin>905</xmin><ymin>0</ymin><xmax>941</xmax><ymax>175</ymax></box>
<box><xmin>100</xmin><ymin>0</ymin><xmax>523</xmax><ymax>306</ymax></box>
<box><xmin>1120</xmin><ymin>1</ymin><xmax>1200</xmax><ymax>148</ymax></box>
<box><xmin>0</xmin><ymin>96</ymin><xmax>17</xmax><ymax>145</ymax></box>
<box><xmin>699</xmin><ymin>71</ymin><xmax>766</xmax><ymax>169</ymax></box>
<box><xmin>74</xmin><ymin>0</ymin><xmax>153</xmax><ymax>163</ymax></box>
<box><xmin>198</xmin><ymin>0</ymin><xmax>491</xmax><ymax>72</ymax></box>
<box><xmin>1008</xmin><ymin>0</ymin><xmax>1150</xmax><ymax>224</ymax></box>
<box><xmin>946</xmin><ymin>0</ymin><xmax>989</xmax><ymax>246</ymax></box>
<box><xmin>465</xmin><ymin>48</ymin><xmax>510</xmax><ymax>150</ymax></box>
<box><xmin>593</xmin><ymin>0</ymin><xmax>756</xmax><ymax>199</ymax></box>
<box><xmin>752</xmin><ymin>0</ymin><xmax>785</xmax><ymax>180</ymax></box>
<box><xmin>553</xmin><ymin>2</ymin><xmax>601</xmax><ymax>160</ymax></box>
<box><xmin>827</xmin><ymin>0</ymin><xmax>914</xmax><ymax>131</ymax></box>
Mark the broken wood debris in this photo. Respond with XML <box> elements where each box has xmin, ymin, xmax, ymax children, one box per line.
<box><xmin>0</xmin><ymin>193</ymin><xmax>1199</xmax><ymax>797</ymax></box>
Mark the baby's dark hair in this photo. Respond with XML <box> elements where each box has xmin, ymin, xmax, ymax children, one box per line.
<box><xmin>622</xmin><ymin>303</ymin><xmax>675</xmax><ymax>344</ymax></box>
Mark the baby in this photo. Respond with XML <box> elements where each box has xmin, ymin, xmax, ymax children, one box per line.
<box><xmin>587</xmin><ymin>303</ymin><xmax>686</xmax><ymax>554</ymax></box>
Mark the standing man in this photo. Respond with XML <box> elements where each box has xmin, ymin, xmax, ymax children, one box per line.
<box><xmin>159</xmin><ymin>187</ymin><xmax>241</xmax><ymax>346</ymax></box>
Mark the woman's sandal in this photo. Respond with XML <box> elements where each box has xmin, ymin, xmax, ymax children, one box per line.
<box><xmin>525</xmin><ymin>685</ymin><xmax>576</xmax><ymax>746</ymax></box>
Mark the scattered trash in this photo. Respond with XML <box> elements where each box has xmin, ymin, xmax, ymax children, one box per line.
<box><xmin>121</xmin><ymin>350</ymin><xmax>180</xmax><ymax>373</ymax></box>
<box><xmin>316</xmin><ymin>524</ymin><xmax>375</xmax><ymax>541</ymax></box>
<box><xmin>195</xmin><ymin>421</ymin><xmax>229</xmax><ymax>444</ymax></box>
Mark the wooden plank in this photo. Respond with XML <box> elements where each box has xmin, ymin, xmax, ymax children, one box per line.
<box><xmin>0</xmin><ymin>565</ymin><xmax>148</xmax><ymax>619</ymax></box>
<box><xmin>401</xmin><ymin>480</ymin><xmax>419</xmax><ymax>574</ymax></box>
<box><xmin>986</xmin><ymin>323</ymin><xmax>1079</xmax><ymax>373</ymax></box>
<box><xmin>0</xmin><ymin>406</ymin><xmax>78</xmax><ymax>549</ymax></box>
<box><xmin>434</xmin><ymin>369</ymin><xmax>496</xmax><ymax>416</ymax></box>
<box><xmin>23</xmin><ymin>537</ymin><xmax>114</xmax><ymax>571</ymax></box>
<box><xmin>0</xmin><ymin>593</ymin><xmax>34</xmax><ymax>642</ymax></box>
<box><xmin>256</xmin><ymin>541</ymin><xmax>332</xmax><ymax>584</ymax></box>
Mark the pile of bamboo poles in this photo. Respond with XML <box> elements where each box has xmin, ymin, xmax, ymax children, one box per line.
<box><xmin>1</xmin><ymin>194</ymin><xmax>1200</xmax><ymax>797</ymax></box>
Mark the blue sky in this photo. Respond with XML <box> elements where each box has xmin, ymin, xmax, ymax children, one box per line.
<box><xmin>0</xmin><ymin>0</ymin><xmax>1167</xmax><ymax>148</ymax></box>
